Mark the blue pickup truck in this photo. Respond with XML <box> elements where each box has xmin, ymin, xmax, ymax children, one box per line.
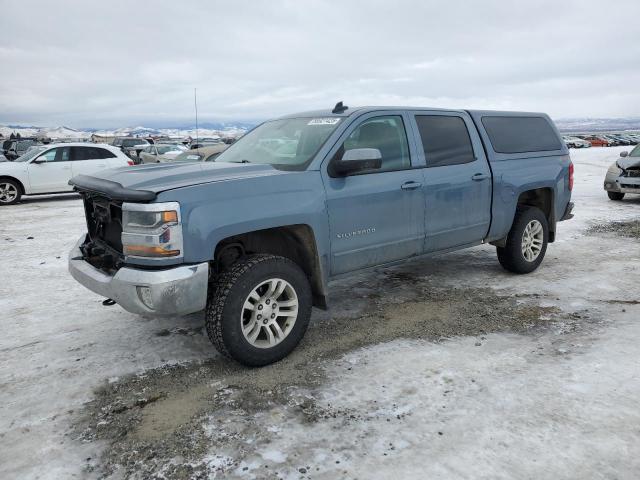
<box><xmin>68</xmin><ymin>104</ymin><xmax>574</xmax><ymax>366</ymax></box>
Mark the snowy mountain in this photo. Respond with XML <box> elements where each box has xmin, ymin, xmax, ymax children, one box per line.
<box><xmin>555</xmin><ymin>117</ymin><xmax>640</xmax><ymax>133</ymax></box>
<box><xmin>0</xmin><ymin>123</ymin><xmax>251</xmax><ymax>140</ymax></box>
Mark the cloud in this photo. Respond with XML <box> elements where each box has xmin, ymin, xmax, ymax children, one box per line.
<box><xmin>1</xmin><ymin>0</ymin><xmax>639</xmax><ymax>127</ymax></box>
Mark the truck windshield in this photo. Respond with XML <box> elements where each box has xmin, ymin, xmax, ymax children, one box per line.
<box><xmin>629</xmin><ymin>144</ymin><xmax>640</xmax><ymax>157</ymax></box>
<box><xmin>214</xmin><ymin>117</ymin><xmax>341</xmax><ymax>170</ymax></box>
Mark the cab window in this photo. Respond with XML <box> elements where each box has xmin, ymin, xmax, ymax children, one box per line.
<box><xmin>415</xmin><ymin>115</ymin><xmax>476</xmax><ymax>167</ymax></box>
<box><xmin>338</xmin><ymin>115</ymin><xmax>411</xmax><ymax>173</ymax></box>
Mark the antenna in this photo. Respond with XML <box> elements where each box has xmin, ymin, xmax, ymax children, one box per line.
<box><xmin>194</xmin><ymin>87</ymin><xmax>199</xmax><ymax>150</ymax></box>
<box><xmin>332</xmin><ymin>101</ymin><xmax>348</xmax><ymax>114</ymax></box>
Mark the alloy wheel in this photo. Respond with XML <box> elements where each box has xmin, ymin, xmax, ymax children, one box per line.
<box><xmin>0</xmin><ymin>182</ymin><xmax>18</xmax><ymax>204</ymax></box>
<box><xmin>241</xmin><ymin>278</ymin><xmax>299</xmax><ymax>348</ymax></box>
<box><xmin>521</xmin><ymin>219</ymin><xmax>543</xmax><ymax>262</ymax></box>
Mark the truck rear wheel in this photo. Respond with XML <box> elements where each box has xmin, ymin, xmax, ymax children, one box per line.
<box><xmin>205</xmin><ymin>254</ymin><xmax>312</xmax><ymax>366</ymax></box>
<box><xmin>496</xmin><ymin>206</ymin><xmax>548</xmax><ymax>274</ymax></box>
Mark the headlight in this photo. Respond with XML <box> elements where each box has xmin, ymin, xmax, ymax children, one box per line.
<box><xmin>608</xmin><ymin>163</ymin><xmax>622</xmax><ymax>175</ymax></box>
<box><xmin>121</xmin><ymin>202</ymin><xmax>183</xmax><ymax>259</ymax></box>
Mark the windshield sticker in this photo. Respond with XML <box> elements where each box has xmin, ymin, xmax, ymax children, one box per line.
<box><xmin>307</xmin><ymin>118</ymin><xmax>341</xmax><ymax>126</ymax></box>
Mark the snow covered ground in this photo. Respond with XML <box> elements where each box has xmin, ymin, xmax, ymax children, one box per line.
<box><xmin>0</xmin><ymin>147</ymin><xmax>639</xmax><ymax>479</ymax></box>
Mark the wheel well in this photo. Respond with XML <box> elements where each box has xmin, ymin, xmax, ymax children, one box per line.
<box><xmin>0</xmin><ymin>176</ymin><xmax>25</xmax><ymax>195</ymax></box>
<box><xmin>214</xmin><ymin>225</ymin><xmax>327</xmax><ymax>309</ymax></box>
<box><xmin>517</xmin><ymin>188</ymin><xmax>555</xmax><ymax>242</ymax></box>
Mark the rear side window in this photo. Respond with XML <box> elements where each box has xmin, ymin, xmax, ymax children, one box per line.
<box><xmin>415</xmin><ymin>115</ymin><xmax>475</xmax><ymax>167</ymax></box>
<box><xmin>72</xmin><ymin>146</ymin><xmax>114</xmax><ymax>160</ymax></box>
<box><xmin>481</xmin><ymin>116</ymin><xmax>562</xmax><ymax>153</ymax></box>
<box><xmin>97</xmin><ymin>148</ymin><xmax>116</xmax><ymax>159</ymax></box>
<box><xmin>71</xmin><ymin>147</ymin><xmax>92</xmax><ymax>160</ymax></box>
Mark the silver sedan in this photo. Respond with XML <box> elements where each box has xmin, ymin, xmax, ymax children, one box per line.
<box><xmin>138</xmin><ymin>144</ymin><xmax>187</xmax><ymax>164</ymax></box>
<box><xmin>604</xmin><ymin>144</ymin><xmax>640</xmax><ymax>200</ymax></box>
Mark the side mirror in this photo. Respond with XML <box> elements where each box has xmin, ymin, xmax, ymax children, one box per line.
<box><xmin>620</xmin><ymin>151</ymin><xmax>628</xmax><ymax>157</ymax></box>
<box><xmin>31</xmin><ymin>158</ymin><xmax>45</xmax><ymax>164</ymax></box>
<box><xmin>333</xmin><ymin>148</ymin><xmax>382</xmax><ymax>176</ymax></box>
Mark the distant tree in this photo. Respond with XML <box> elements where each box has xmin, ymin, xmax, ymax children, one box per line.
<box><xmin>9</xmin><ymin>132</ymin><xmax>15</xmax><ymax>139</ymax></box>
<box><xmin>16</xmin><ymin>132</ymin><xmax>21</xmax><ymax>139</ymax></box>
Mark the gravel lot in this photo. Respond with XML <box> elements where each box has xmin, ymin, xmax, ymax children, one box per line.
<box><xmin>1</xmin><ymin>147</ymin><xmax>639</xmax><ymax>479</ymax></box>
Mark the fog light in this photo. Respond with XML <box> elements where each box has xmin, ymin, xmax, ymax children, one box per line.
<box><xmin>605</xmin><ymin>183</ymin><xmax>612</xmax><ymax>188</ymax></box>
<box><xmin>137</xmin><ymin>286</ymin><xmax>154</xmax><ymax>310</ymax></box>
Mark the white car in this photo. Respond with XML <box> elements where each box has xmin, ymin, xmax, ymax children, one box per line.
<box><xmin>562</xmin><ymin>135</ymin><xmax>591</xmax><ymax>148</ymax></box>
<box><xmin>0</xmin><ymin>143</ymin><xmax>132</xmax><ymax>205</ymax></box>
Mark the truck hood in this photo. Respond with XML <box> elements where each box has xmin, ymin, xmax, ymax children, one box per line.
<box><xmin>70</xmin><ymin>161</ymin><xmax>287</xmax><ymax>200</ymax></box>
<box><xmin>618</xmin><ymin>156</ymin><xmax>640</xmax><ymax>170</ymax></box>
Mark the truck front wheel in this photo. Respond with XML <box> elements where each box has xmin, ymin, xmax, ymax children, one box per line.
<box><xmin>496</xmin><ymin>206</ymin><xmax>548</xmax><ymax>274</ymax></box>
<box><xmin>205</xmin><ymin>254</ymin><xmax>312</xmax><ymax>366</ymax></box>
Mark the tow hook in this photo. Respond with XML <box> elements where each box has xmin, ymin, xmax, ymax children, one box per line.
<box><xmin>102</xmin><ymin>298</ymin><xmax>116</xmax><ymax>306</ymax></box>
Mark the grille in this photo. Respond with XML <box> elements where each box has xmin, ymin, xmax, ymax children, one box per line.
<box><xmin>83</xmin><ymin>196</ymin><xmax>123</xmax><ymax>253</ymax></box>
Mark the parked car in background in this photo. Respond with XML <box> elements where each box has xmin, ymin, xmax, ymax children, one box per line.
<box><xmin>138</xmin><ymin>144</ymin><xmax>188</xmax><ymax>163</ymax></box>
<box><xmin>580</xmin><ymin>135</ymin><xmax>610</xmax><ymax>147</ymax></box>
<box><xmin>604</xmin><ymin>144</ymin><xmax>640</xmax><ymax>201</ymax></box>
<box><xmin>609</xmin><ymin>134</ymin><xmax>634</xmax><ymax>146</ymax></box>
<box><xmin>68</xmin><ymin>105</ymin><xmax>573</xmax><ymax>366</ymax></box>
<box><xmin>617</xmin><ymin>134</ymin><xmax>639</xmax><ymax>145</ymax></box>
<box><xmin>168</xmin><ymin>144</ymin><xmax>229</xmax><ymax>163</ymax></box>
<box><xmin>112</xmin><ymin>137</ymin><xmax>150</xmax><ymax>160</ymax></box>
<box><xmin>189</xmin><ymin>137</ymin><xmax>222</xmax><ymax>149</ymax></box>
<box><xmin>601</xmin><ymin>134</ymin><xmax>625</xmax><ymax>146</ymax></box>
<box><xmin>0</xmin><ymin>143</ymin><xmax>132</xmax><ymax>205</ymax></box>
<box><xmin>5</xmin><ymin>139</ymin><xmax>40</xmax><ymax>160</ymax></box>
<box><xmin>562</xmin><ymin>136</ymin><xmax>591</xmax><ymax>148</ymax></box>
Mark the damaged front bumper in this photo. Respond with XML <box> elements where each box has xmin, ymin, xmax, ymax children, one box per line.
<box><xmin>68</xmin><ymin>236</ymin><xmax>209</xmax><ymax>316</ymax></box>
<box><xmin>604</xmin><ymin>175</ymin><xmax>640</xmax><ymax>194</ymax></box>
<box><xmin>605</xmin><ymin>160</ymin><xmax>640</xmax><ymax>194</ymax></box>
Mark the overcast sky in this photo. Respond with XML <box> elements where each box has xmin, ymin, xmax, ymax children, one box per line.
<box><xmin>1</xmin><ymin>0</ymin><xmax>639</xmax><ymax>127</ymax></box>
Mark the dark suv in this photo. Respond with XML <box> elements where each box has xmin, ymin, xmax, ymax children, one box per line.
<box><xmin>112</xmin><ymin>137</ymin><xmax>150</xmax><ymax>161</ymax></box>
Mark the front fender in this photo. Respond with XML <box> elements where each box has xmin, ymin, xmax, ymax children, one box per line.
<box><xmin>155</xmin><ymin>170</ymin><xmax>331</xmax><ymax>283</ymax></box>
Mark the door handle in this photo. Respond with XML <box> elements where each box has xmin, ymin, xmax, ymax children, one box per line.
<box><xmin>401</xmin><ymin>181</ymin><xmax>422</xmax><ymax>190</ymax></box>
<box><xmin>472</xmin><ymin>173</ymin><xmax>490</xmax><ymax>181</ymax></box>
<box><xmin>96</xmin><ymin>164</ymin><xmax>106</xmax><ymax>167</ymax></box>
<box><xmin>62</xmin><ymin>165</ymin><xmax>71</xmax><ymax>170</ymax></box>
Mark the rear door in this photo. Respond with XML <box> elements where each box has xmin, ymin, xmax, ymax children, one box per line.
<box><xmin>409</xmin><ymin>111</ymin><xmax>492</xmax><ymax>252</ymax></box>
<box><xmin>27</xmin><ymin>147</ymin><xmax>73</xmax><ymax>193</ymax></box>
<box><xmin>70</xmin><ymin>146</ymin><xmax>110</xmax><ymax>177</ymax></box>
<box><xmin>322</xmin><ymin>112</ymin><xmax>426</xmax><ymax>275</ymax></box>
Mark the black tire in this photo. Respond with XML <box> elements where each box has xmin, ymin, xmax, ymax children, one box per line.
<box><xmin>0</xmin><ymin>179</ymin><xmax>22</xmax><ymax>206</ymax></box>
<box><xmin>497</xmin><ymin>206</ymin><xmax>548</xmax><ymax>274</ymax></box>
<box><xmin>205</xmin><ymin>254</ymin><xmax>312</xmax><ymax>366</ymax></box>
<box><xmin>607</xmin><ymin>191</ymin><xmax>625</xmax><ymax>201</ymax></box>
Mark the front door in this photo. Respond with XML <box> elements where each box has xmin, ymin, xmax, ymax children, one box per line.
<box><xmin>410</xmin><ymin>112</ymin><xmax>492</xmax><ymax>252</ymax></box>
<box><xmin>322</xmin><ymin>113</ymin><xmax>425</xmax><ymax>275</ymax></box>
<box><xmin>27</xmin><ymin>147</ymin><xmax>73</xmax><ymax>193</ymax></box>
